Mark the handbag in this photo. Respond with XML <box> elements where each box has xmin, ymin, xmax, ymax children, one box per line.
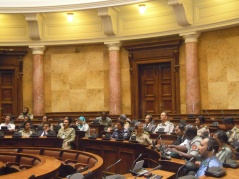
<box><xmin>204</xmin><ymin>167</ymin><xmax>226</xmax><ymax>177</ymax></box>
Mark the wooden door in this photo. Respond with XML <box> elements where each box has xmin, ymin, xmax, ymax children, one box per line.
<box><xmin>0</xmin><ymin>49</ymin><xmax>26</xmax><ymax>120</ymax></box>
<box><xmin>0</xmin><ymin>70</ymin><xmax>16</xmax><ymax>118</ymax></box>
<box><xmin>139</xmin><ymin>63</ymin><xmax>173</xmax><ymax>118</ymax></box>
<box><xmin>124</xmin><ymin>38</ymin><xmax>181</xmax><ymax>119</ymax></box>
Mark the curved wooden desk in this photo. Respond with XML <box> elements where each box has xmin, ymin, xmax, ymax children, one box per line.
<box><xmin>0</xmin><ymin>152</ymin><xmax>61</xmax><ymax>179</ymax></box>
<box><xmin>0</xmin><ymin>147</ymin><xmax>103</xmax><ymax>178</ymax></box>
<box><xmin>124</xmin><ymin>168</ymin><xmax>175</xmax><ymax>179</ymax></box>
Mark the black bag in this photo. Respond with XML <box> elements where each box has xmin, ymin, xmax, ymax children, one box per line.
<box><xmin>223</xmin><ymin>159</ymin><xmax>239</xmax><ymax>168</ymax></box>
<box><xmin>204</xmin><ymin>167</ymin><xmax>226</xmax><ymax>177</ymax></box>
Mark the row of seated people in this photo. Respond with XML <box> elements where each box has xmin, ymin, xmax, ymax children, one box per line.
<box><xmin>1</xmin><ymin>110</ymin><xmax>239</xmax><ymax>148</ymax></box>
<box><xmin>0</xmin><ymin>147</ymin><xmax>101</xmax><ymax>178</ymax></box>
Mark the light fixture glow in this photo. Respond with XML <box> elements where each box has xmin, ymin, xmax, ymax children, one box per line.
<box><xmin>138</xmin><ymin>4</ymin><xmax>146</xmax><ymax>14</ymax></box>
<box><xmin>67</xmin><ymin>13</ymin><xmax>74</xmax><ymax>22</ymax></box>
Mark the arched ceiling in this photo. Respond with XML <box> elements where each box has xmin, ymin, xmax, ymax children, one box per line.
<box><xmin>0</xmin><ymin>0</ymin><xmax>149</xmax><ymax>13</ymax></box>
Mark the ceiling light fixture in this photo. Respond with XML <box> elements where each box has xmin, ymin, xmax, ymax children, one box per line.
<box><xmin>138</xmin><ymin>4</ymin><xmax>146</xmax><ymax>14</ymax></box>
<box><xmin>67</xmin><ymin>13</ymin><xmax>74</xmax><ymax>22</ymax></box>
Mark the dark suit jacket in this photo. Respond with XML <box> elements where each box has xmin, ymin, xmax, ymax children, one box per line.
<box><xmin>37</xmin><ymin>130</ymin><xmax>56</xmax><ymax>136</ymax></box>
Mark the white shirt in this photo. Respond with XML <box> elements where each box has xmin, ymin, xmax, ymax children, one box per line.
<box><xmin>154</xmin><ymin>121</ymin><xmax>174</xmax><ymax>133</ymax></box>
<box><xmin>0</xmin><ymin>123</ymin><xmax>15</xmax><ymax>130</ymax></box>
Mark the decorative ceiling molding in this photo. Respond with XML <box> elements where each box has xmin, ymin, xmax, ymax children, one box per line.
<box><xmin>180</xmin><ymin>32</ymin><xmax>200</xmax><ymax>43</ymax></box>
<box><xmin>168</xmin><ymin>0</ymin><xmax>192</xmax><ymax>26</ymax></box>
<box><xmin>104</xmin><ymin>41</ymin><xmax>121</xmax><ymax>51</ymax></box>
<box><xmin>29</xmin><ymin>45</ymin><xmax>46</xmax><ymax>54</ymax></box>
<box><xmin>1</xmin><ymin>14</ymin><xmax>239</xmax><ymax>47</ymax></box>
<box><xmin>24</xmin><ymin>13</ymin><xmax>42</xmax><ymax>40</ymax></box>
<box><xmin>0</xmin><ymin>0</ymin><xmax>148</xmax><ymax>13</ymax></box>
<box><xmin>98</xmin><ymin>7</ymin><xmax>117</xmax><ymax>36</ymax></box>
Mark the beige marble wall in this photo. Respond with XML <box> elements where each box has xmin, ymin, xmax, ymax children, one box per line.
<box><xmin>23</xmin><ymin>26</ymin><xmax>239</xmax><ymax>115</ymax></box>
<box><xmin>180</xmin><ymin>26</ymin><xmax>239</xmax><ymax>112</ymax></box>
<box><xmin>23</xmin><ymin>44</ymin><xmax>131</xmax><ymax>114</ymax></box>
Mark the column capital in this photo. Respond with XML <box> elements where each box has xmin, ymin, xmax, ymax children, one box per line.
<box><xmin>104</xmin><ymin>42</ymin><xmax>121</xmax><ymax>51</ymax></box>
<box><xmin>180</xmin><ymin>32</ymin><xmax>201</xmax><ymax>43</ymax></box>
<box><xmin>29</xmin><ymin>45</ymin><xmax>46</xmax><ymax>54</ymax></box>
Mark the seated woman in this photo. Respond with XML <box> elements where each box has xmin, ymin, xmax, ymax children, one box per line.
<box><xmin>213</xmin><ymin>130</ymin><xmax>234</xmax><ymax>163</ymax></box>
<box><xmin>76</xmin><ymin>116</ymin><xmax>90</xmax><ymax>137</ymax></box>
<box><xmin>20</xmin><ymin>121</ymin><xmax>34</xmax><ymax>137</ymax></box>
<box><xmin>195</xmin><ymin>116</ymin><xmax>210</xmax><ymax>138</ymax></box>
<box><xmin>130</xmin><ymin>122</ymin><xmax>152</xmax><ymax>145</ymax></box>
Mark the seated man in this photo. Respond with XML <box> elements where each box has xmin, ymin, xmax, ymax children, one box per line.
<box><xmin>195</xmin><ymin>137</ymin><xmax>222</xmax><ymax>177</ymax></box>
<box><xmin>213</xmin><ymin>130</ymin><xmax>234</xmax><ymax>163</ymax></box>
<box><xmin>167</xmin><ymin>125</ymin><xmax>202</xmax><ymax>160</ymax></box>
<box><xmin>143</xmin><ymin>114</ymin><xmax>156</xmax><ymax>133</ymax></box>
<box><xmin>111</xmin><ymin>120</ymin><xmax>130</xmax><ymax>140</ymax></box>
<box><xmin>0</xmin><ymin>115</ymin><xmax>15</xmax><ymax>131</ymax></box>
<box><xmin>154</xmin><ymin>111</ymin><xmax>174</xmax><ymax>134</ymax></box>
<box><xmin>17</xmin><ymin>107</ymin><xmax>33</xmax><ymax>121</ymax></box>
<box><xmin>118</xmin><ymin>114</ymin><xmax>131</xmax><ymax>130</ymax></box>
<box><xmin>95</xmin><ymin>112</ymin><xmax>112</xmax><ymax>131</ymax></box>
<box><xmin>37</xmin><ymin>115</ymin><xmax>49</xmax><ymax>131</ymax></box>
<box><xmin>195</xmin><ymin>116</ymin><xmax>210</xmax><ymax>138</ymax></box>
<box><xmin>37</xmin><ymin>122</ymin><xmax>56</xmax><ymax>137</ymax></box>
<box><xmin>223</xmin><ymin>117</ymin><xmax>239</xmax><ymax>145</ymax></box>
<box><xmin>172</xmin><ymin>123</ymin><xmax>186</xmax><ymax>145</ymax></box>
<box><xmin>57</xmin><ymin>117</ymin><xmax>76</xmax><ymax>150</ymax></box>
<box><xmin>130</xmin><ymin>122</ymin><xmax>152</xmax><ymax>145</ymax></box>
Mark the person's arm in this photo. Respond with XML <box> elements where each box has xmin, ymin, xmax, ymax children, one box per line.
<box><xmin>153</xmin><ymin>124</ymin><xmax>160</xmax><ymax>133</ymax></box>
<box><xmin>67</xmin><ymin>129</ymin><xmax>76</xmax><ymax>143</ymax></box>
<box><xmin>168</xmin><ymin>148</ymin><xmax>194</xmax><ymax>159</ymax></box>
<box><xmin>145</xmin><ymin>135</ymin><xmax>152</xmax><ymax>145</ymax></box>
<box><xmin>168</xmin><ymin>144</ymin><xmax>188</xmax><ymax>152</ymax></box>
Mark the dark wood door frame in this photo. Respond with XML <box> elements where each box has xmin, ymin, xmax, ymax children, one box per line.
<box><xmin>123</xmin><ymin>38</ymin><xmax>182</xmax><ymax>119</ymax></box>
<box><xmin>0</xmin><ymin>49</ymin><xmax>27</xmax><ymax>118</ymax></box>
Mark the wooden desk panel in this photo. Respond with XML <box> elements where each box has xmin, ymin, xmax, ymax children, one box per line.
<box><xmin>79</xmin><ymin>138</ymin><xmax>147</xmax><ymax>175</ymax></box>
<box><xmin>0</xmin><ymin>137</ymin><xmax>63</xmax><ymax>148</ymax></box>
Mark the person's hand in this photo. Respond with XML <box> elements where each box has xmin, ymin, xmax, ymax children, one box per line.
<box><xmin>195</xmin><ymin>161</ymin><xmax>201</xmax><ymax>167</ymax></box>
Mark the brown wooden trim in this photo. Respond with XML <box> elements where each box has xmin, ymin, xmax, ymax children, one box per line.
<box><xmin>123</xmin><ymin>38</ymin><xmax>182</xmax><ymax>118</ymax></box>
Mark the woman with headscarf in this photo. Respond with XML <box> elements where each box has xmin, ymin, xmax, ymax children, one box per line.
<box><xmin>76</xmin><ymin>116</ymin><xmax>90</xmax><ymax>137</ymax></box>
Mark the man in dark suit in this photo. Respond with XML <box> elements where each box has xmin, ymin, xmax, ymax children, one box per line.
<box><xmin>37</xmin><ymin>122</ymin><xmax>56</xmax><ymax>137</ymax></box>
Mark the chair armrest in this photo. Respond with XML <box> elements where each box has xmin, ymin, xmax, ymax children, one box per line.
<box><xmin>65</xmin><ymin>159</ymin><xmax>77</xmax><ymax>164</ymax></box>
<box><xmin>6</xmin><ymin>162</ymin><xmax>18</xmax><ymax>167</ymax></box>
<box><xmin>19</xmin><ymin>165</ymin><xmax>32</xmax><ymax>170</ymax></box>
<box><xmin>74</xmin><ymin>163</ymin><xmax>88</xmax><ymax>168</ymax></box>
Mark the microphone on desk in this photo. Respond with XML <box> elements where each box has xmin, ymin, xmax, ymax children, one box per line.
<box><xmin>134</xmin><ymin>164</ymin><xmax>162</xmax><ymax>179</ymax></box>
<box><xmin>102</xmin><ymin>159</ymin><xmax>122</xmax><ymax>179</ymax></box>
<box><xmin>151</xmin><ymin>134</ymin><xmax>161</xmax><ymax>149</ymax></box>
<box><xmin>175</xmin><ymin>156</ymin><xmax>196</xmax><ymax>179</ymax></box>
<box><xmin>129</xmin><ymin>153</ymin><xmax>142</xmax><ymax>174</ymax></box>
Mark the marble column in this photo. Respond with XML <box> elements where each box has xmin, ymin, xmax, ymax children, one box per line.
<box><xmin>106</xmin><ymin>42</ymin><xmax>121</xmax><ymax>115</ymax></box>
<box><xmin>182</xmin><ymin>32</ymin><xmax>201</xmax><ymax>114</ymax></box>
<box><xmin>29</xmin><ymin>46</ymin><xmax>45</xmax><ymax>116</ymax></box>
